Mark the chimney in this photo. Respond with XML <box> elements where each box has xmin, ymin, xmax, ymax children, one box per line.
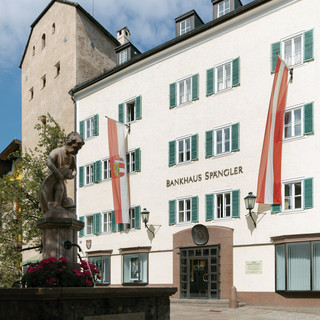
<box><xmin>117</xmin><ymin>26</ymin><xmax>130</xmax><ymax>45</ymax></box>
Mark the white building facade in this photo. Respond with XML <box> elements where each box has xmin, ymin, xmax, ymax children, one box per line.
<box><xmin>71</xmin><ymin>0</ymin><xmax>320</xmax><ymax>306</ymax></box>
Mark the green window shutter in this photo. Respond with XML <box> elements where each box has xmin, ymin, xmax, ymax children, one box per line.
<box><xmin>79</xmin><ymin>166</ymin><xmax>84</xmax><ymax>187</ymax></box>
<box><xmin>206</xmin><ymin>194</ymin><xmax>214</xmax><ymax>221</ymax></box>
<box><xmin>271</xmin><ymin>204</ymin><xmax>281</xmax><ymax>213</ymax></box>
<box><xmin>93</xmin><ymin>213</ymin><xmax>101</xmax><ymax>235</ymax></box>
<box><xmin>271</xmin><ymin>42</ymin><xmax>281</xmax><ymax>73</ymax></box>
<box><xmin>205</xmin><ymin>130</ymin><xmax>214</xmax><ymax>158</ymax></box>
<box><xmin>232</xmin><ymin>57</ymin><xmax>240</xmax><ymax>87</ymax></box>
<box><xmin>134</xmin><ymin>148</ymin><xmax>141</xmax><ymax>172</ymax></box>
<box><xmin>135</xmin><ymin>205</ymin><xmax>141</xmax><ymax>229</ymax></box>
<box><xmin>192</xmin><ymin>74</ymin><xmax>199</xmax><ymax>101</ymax></box>
<box><xmin>118</xmin><ymin>223</ymin><xmax>124</xmax><ymax>232</ymax></box>
<box><xmin>79</xmin><ymin>216</ymin><xmax>85</xmax><ymax>237</ymax></box>
<box><xmin>136</xmin><ymin>95</ymin><xmax>142</xmax><ymax>120</ymax></box>
<box><xmin>93</xmin><ymin>114</ymin><xmax>99</xmax><ymax>136</ymax></box>
<box><xmin>94</xmin><ymin>160</ymin><xmax>102</xmax><ymax>183</ymax></box>
<box><xmin>118</xmin><ymin>103</ymin><xmax>124</xmax><ymax>123</ymax></box>
<box><xmin>168</xmin><ymin>140</ymin><xmax>176</xmax><ymax>166</ymax></box>
<box><xmin>79</xmin><ymin>121</ymin><xmax>85</xmax><ymax>139</ymax></box>
<box><xmin>191</xmin><ymin>134</ymin><xmax>198</xmax><ymax>161</ymax></box>
<box><xmin>304</xmin><ymin>29</ymin><xmax>314</xmax><ymax>62</ymax></box>
<box><xmin>111</xmin><ymin>211</ymin><xmax>116</xmax><ymax>233</ymax></box>
<box><xmin>169</xmin><ymin>83</ymin><xmax>176</xmax><ymax>109</ymax></box>
<box><xmin>232</xmin><ymin>190</ymin><xmax>240</xmax><ymax>218</ymax></box>
<box><xmin>231</xmin><ymin>123</ymin><xmax>240</xmax><ymax>152</ymax></box>
<box><xmin>206</xmin><ymin>68</ymin><xmax>215</xmax><ymax>96</ymax></box>
<box><xmin>169</xmin><ymin>200</ymin><xmax>176</xmax><ymax>225</ymax></box>
<box><xmin>304</xmin><ymin>102</ymin><xmax>314</xmax><ymax>135</ymax></box>
<box><xmin>304</xmin><ymin>178</ymin><xmax>313</xmax><ymax>209</ymax></box>
<box><xmin>191</xmin><ymin>197</ymin><xmax>199</xmax><ymax>223</ymax></box>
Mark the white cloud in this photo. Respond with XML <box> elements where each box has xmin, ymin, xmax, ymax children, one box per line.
<box><xmin>0</xmin><ymin>0</ymin><xmax>254</xmax><ymax>69</ymax></box>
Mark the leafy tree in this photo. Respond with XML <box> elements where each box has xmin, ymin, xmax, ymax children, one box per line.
<box><xmin>0</xmin><ymin>114</ymin><xmax>65</xmax><ymax>287</ymax></box>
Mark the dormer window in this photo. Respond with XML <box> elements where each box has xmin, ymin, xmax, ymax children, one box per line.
<box><xmin>180</xmin><ymin>18</ymin><xmax>191</xmax><ymax>35</ymax></box>
<box><xmin>119</xmin><ymin>50</ymin><xmax>128</xmax><ymax>65</ymax></box>
<box><xmin>218</xmin><ymin>0</ymin><xmax>230</xmax><ymax>17</ymax></box>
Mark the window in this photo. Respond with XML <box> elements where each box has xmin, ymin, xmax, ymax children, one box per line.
<box><xmin>126</xmin><ymin>149</ymin><xmax>141</xmax><ymax>173</ymax></box>
<box><xmin>206</xmin><ymin>190</ymin><xmax>240</xmax><ymax>221</ymax></box>
<box><xmin>123</xmin><ymin>253</ymin><xmax>148</xmax><ymax>284</ymax></box>
<box><xmin>86</xmin><ymin>215</ymin><xmax>93</xmax><ymax>235</ymax></box>
<box><xmin>118</xmin><ymin>96</ymin><xmax>142</xmax><ymax>124</ymax></box>
<box><xmin>169</xmin><ymin>74</ymin><xmax>199</xmax><ymax>108</ymax></box>
<box><xmin>119</xmin><ymin>50</ymin><xmax>128</xmax><ymax>65</ymax></box>
<box><xmin>180</xmin><ymin>18</ymin><xmax>191</xmax><ymax>35</ymax></box>
<box><xmin>205</xmin><ymin>123</ymin><xmax>239</xmax><ymax>158</ymax></box>
<box><xmin>79</xmin><ymin>114</ymin><xmax>99</xmax><ymax>140</ymax></box>
<box><xmin>206</xmin><ymin>58</ymin><xmax>240</xmax><ymax>96</ymax></box>
<box><xmin>29</xmin><ymin>87</ymin><xmax>34</xmax><ymax>101</ymax></box>
<box><xmin>216</xmin><ymin>192</ymin><xmax>231</xmax><ymax>219</ymax></box>
<box><xmin>178</xmin><ymin>77</ymin><xmax>191</xmax><ymax>105</ymax></box>
<box><xmin>118</xmin><ymin>206</ymin><xmax>141</xmax><ymax>232</ymax></box>
<box><xmin>216</xmin><ymin>126</ymin><xmax>230</xmax><ymax>155</ymax></box>
<box><xmin>85</xmin><ymin>163</ymin><xmax>94</xmax><ymax>185</ymax></box>
<box><xmin>169</xmin><ymin>197</ymin><xmax>198</xmax><ymax>225</ymax></box>
<box><xmin>42</xmin><ymin>33</ymin><xmax>46</xmax><ymax>49</ymax></box>
<box><xmin>41</xmin><ymin>74</ymin><xmax>46</xmax><ymax>89</ymax></box>
<box><xmin>55</xmin><ymin>61</ymin><xmax>60</xmax><ymax>77</ymax></box>
<box><xmin>217</xmin><ymin>62</ymin><xmax>231</xmax><ymax>92</ymax></box>
<box><xmin>283</xmin><ymin>103</ymin><xmax>314</xmax><ymax>139</ymax></box>
<box><xmin>283</xmin><ymin>35</ymin><xmax>302</xmax><ymax>67</ymax></box>
<box><xmin>79</xmin><ymin>161</ymin><xmax>102</xmax><ymax>187</ymax></box>
<box><xmin>271</xmin><ymin>30</ymin><xmax>313</xmax><ymax>73</ymax></box>
<box><xmin>218</xmin><ymin>0</ymin><xmax>230</xmax><ymax>17</ymax></box>
<box><xmin>178</xmin><ymin>198</ymin><xmax>191</xmax><ymax>223</ymax></box>
<box><xmin>276</xmin><ymin>241</ymin><xmax>320</xmax><ymax>291</ymax></box>
<box><xmin>169</xmin><ymin>134</ymin><xmax>198</xmax><ymax>166</ymax></box>
<box><xmin>103</xmin><ymin>158</ymin><xmax>111</xmax><ymax>180</ymax></box>
<box><xmin>52</xmin><ymin>23</ymin><xmax>56</xmax><ymax>34</ymax></box>
<box><xmin>103</xmin><ymin>212</ymin><xmax>112</xmax><ymax>233</ymax></box>
<box><xmin>89</xmin><ymin>256</ymin><xmax>110</xmax><ymax>284</ymax></box>
<box><xmin>32</xmin><ymin>46</ymin><xmax>35</xmax><ymax>56</ymax></box>
<box><xmin>128</xmin><ymin>208</ymin><xmax>135</xmax><ymax>229</ymax></box>
<box><xmin>271</xmin><ymin>178</ymin><xmax>313</xmax><ymax>213</ymax></box>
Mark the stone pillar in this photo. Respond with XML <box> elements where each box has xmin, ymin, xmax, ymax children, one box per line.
<box><xmin>229</xmin><ymin>285</ymin><xmax>238</xmax><ymax>308</ymax></box>
<box><xmin>37</xmin><ymin>215</ymin><xmax>84</xmax><ymax>268</ymax></box>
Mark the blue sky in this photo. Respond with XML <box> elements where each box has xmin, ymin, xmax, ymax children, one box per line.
<box><xmin>0</xmin><ymin>0</ymin><xmax>252</xmax><ymax>153</ymax></box>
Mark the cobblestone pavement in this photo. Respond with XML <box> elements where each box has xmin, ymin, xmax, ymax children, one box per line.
<box><xmin>171</xmin><ymin>304</ymin><xmax>320</xmax><ymax>320</ymax></box>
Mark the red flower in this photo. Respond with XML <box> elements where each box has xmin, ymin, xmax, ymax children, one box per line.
<box><xmin>46</xmin><ymin>277</ymin><xmax>56</xmax><ymax>286</ymax></box>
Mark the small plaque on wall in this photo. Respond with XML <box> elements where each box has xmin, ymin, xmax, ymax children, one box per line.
<box><xmin>245</xmin><ymin>261</ymin><xmax>262</xmax><ymax>274</ymax></box>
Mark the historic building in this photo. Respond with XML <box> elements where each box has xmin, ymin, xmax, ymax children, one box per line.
<box><xmin>18</xmin><ymin>0</ymin><xmax>317</xmax><ymax>306</ymax></box>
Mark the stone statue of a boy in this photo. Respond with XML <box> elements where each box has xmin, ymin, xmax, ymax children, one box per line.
<box><xmin>39</xmin><ymin>132</ymin><xmax>84</xmax><ymax>216</ymax></box>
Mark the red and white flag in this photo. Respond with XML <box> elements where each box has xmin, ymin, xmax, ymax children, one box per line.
<box><xmin>257</xmin><ymin>56</ymin><xmax>289</xmax><ymax>204</ymax></box>
<box><xmin>107</xmin><ymin>117</ymin><xmax>129</xmax><ymax>223</ymax></box>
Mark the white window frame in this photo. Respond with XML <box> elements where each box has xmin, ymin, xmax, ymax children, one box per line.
<box><xmin>215</xmin><ymin>60</ymin><xmax>232</xmax><ymax>92</ymax></box>
<box><xmin>123</xmin><ymin>252</ymin><xmax>148</xmax><ymax>284</ymax></box>
<box><xmin>103</xmin><ymin>211</ymin><xmax>112</xmax><ymax>233</ymax></box>
<box><xmin>85</xmin><ymin>116</ymin><xmax>94</xmax><ymax>139</ymax></box>
<box><xmin>126</xmin><ymin>150</ymin><xmax>135</xmax><ymax>173</ymax></box>
<box><xmin>103</xmin><ymin>158</ymin><xmax>111</xmax><ymax>180</ymax></box>
<box><xmin>282</xmin><ymin>179</ymin><xmax>303</xmax><ymax>212</ymax></box>
<box><xmin>281</xmin><ymin>32</ymin><xmax>303</xmax><ymax>67</ymax></box>
<box><xmin>177</xmin><ymin>75</ymin><xmax>192</xmax><ymax>106</ymax></box>
<box><xmin>215</xmin><ymin>190</ymin><xmax>232</xmax><ymax>219</ymax></box>
<box><xmin>128</xmin><ymin>207</ymin><xmax>135</xmax><ymax>230</ymax></box>
<box><xmin>283</xmin><ymin>105</ymin><xmax>303</xmax><ymax>140</ymax></box>
<box><xmin>177</xmin><ymin>135</ymin><xmax>191</xmax><ymax>164</ymax></box>
<box><xmin>180</xmin><ymin>18</ymin><xmax>191</xmax><ymax>35</ymax></box>
<box><xmin>125</xmin><ymin>99</ymin><xmax>136</xmax><ymax>124</ymax></box>
<box><xmin>218</xmin><ymin>0</ymin><xmax>230</xmax><ymax>18</ymax></box>
<box><xmin>177</xmin><ymin>197</ymin><xmax>192</xmax><ymax>224</ymax></box>
<box><xmin>214</xmin><ymin>125</ymin><xmax>231</xmax><ymax>155</ymax></box>
<box><xmin>86</xmin><ymin>215</ymin><xmax>94</xmax><ymax>235</ymax></box>
<box><xmin>119</xmin><ymin>50</ymin><xmax>128</xmax><ymax>65</ymax></box>
<box><xmin>85</xmin><ymin>163</ymin><xmax>94</xmax><ymax>185</ymax></box>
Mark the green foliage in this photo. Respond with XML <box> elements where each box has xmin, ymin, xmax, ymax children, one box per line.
<box><xmin>0</xmin><ymin>114</ymin><xmax>65</xmax><ymax>287</ymax></box>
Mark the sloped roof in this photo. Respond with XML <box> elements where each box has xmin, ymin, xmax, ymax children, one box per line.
<box><xmin>19</xmin><ymin>0</ymin><xmax>119</xmax><ymax>68</ymax></box>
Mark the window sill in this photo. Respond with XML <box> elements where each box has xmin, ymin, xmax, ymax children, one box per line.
<box><xmin>283</xmin><ymin>135</ymin><xmax>305</xmax><ymax>143</ymax></box>
<box><xmin>280</xmin><ymin>209</ymin><xmax>305</xmax><ymax>215</ymax></box>
<box><xmin>122</xmin><ymin>282</ymin><xmax>148</xmax><ymax>286</ymax></box>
